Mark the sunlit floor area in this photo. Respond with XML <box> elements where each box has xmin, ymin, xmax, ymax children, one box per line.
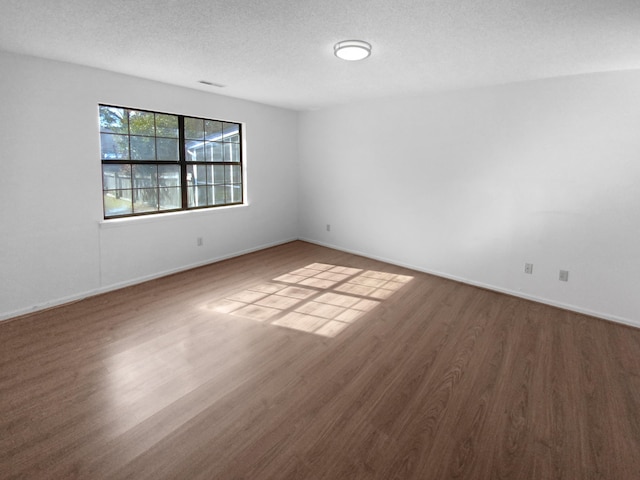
<box><xmin>209</xmin><ymin>262</ymin><xmax>413</xmax><ymax>337</ymax></box>
<box><xmin>2</xmin><ymin>240</ymin><xmax>640</xmax><ymax>479</ymax></box>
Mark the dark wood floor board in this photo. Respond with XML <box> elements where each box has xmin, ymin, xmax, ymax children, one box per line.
<box><xmin>524</xmin><ymin>306</ymin><xmax>570</xmax><ymax>479</ymax></box>
<box><xmin>607</xmin><ymin>327</ymin><xmax>640</xmax><ymax>451</ymax></box>
<box><xmin>372</xmin><ymin>289</ymin><xmax>499</xmax><ymax>478</ymax></box>
<box><xmin>553</xmin><ymin>314</ymin><xmax>585</xmax><ymax>476</ymax></box>
<box><xmin>365</xmin><ymin>282</ymin><xmax>475</xmax><ymax>437</ymax></box>
<box><xmin>2</xmin><ymin>241</ymin><xmax>640</xmax><ymax>479</ymax></box>
<box><xmin>7</xmin><ymin>311</ymin><xmax>294</xmax><ymax>470</ymax></box>
<box><xmin>107</xmin><ymin>362</ymin><xmax>316</xmax><ymax>479</ymax></box>
<box><xmin>32</xmin><ymin>324</ymin><xmax>319</xmax><ymax>479</ymax></box>
<box><xmin>413</xmin><ymin>293</ymin><xmax>520</xmax><ymax>479</ymax></box>
<box><xmin>482</xmin><ymin>302</ymin><xmax>544</xmax><ymax>479</ymax></box>
<box><xmin>274</xmin><ymin>281</ymin><xmax>473</xmax><ymax>477</ymax></box>
<box><xmin>266</xmin><ymin>314</ymin><xmax>443</xmax><ymax>475</ymax></box>
<box><xmin>100</xmin><ymin>321</ymin><xmax>336</xmax><ymax>477</ymax></box>
<box><xmin>108</xmin><ymin>273</ymin><xmax>451</xmax><ymax>479</ymax></box>
<box><xmin>575</xmin><ymin>315</ymin><xmax>640</xmax><ymax>479</ymax></box>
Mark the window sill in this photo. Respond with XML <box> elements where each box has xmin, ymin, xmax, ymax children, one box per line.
<box><xmin>98</xmin><ymin>203</ymin><xmax>249</xmax><ymax>229</ymax></box>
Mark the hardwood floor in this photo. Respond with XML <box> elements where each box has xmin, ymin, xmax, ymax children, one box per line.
<box><xmin>1</xmin><ymin>240</ymin><xmax>639</xmax><ymax>479</ymax></box>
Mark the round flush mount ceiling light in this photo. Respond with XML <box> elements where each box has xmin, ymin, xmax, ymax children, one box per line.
<box><xmin>334</xmin><ymin>40</ymin><xmax>372</xmax><ymax>61</ymax></box>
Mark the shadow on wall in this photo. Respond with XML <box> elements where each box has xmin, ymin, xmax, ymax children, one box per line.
<box><xmin>208</xmin><ymin>263</ymin><xmax>414</xmax><ymax>337</ymax></box>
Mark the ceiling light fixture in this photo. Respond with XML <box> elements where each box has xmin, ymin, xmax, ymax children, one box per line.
<box><xmin>334</xmin><ymin>40</ymin><xmax>372</xmax><ymax>61</ymax></box>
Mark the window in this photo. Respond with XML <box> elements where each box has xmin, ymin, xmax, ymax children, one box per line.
<box><xmin>99</xmin><ymin>105</ymin><xmax>243</xmax><ymax>218</ymax></box>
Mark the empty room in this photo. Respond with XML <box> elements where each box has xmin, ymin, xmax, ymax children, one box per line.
<box><xmin>1</xmin><ymin>1</ymin><xmax>640</xmax><ymax>478</ymax></box>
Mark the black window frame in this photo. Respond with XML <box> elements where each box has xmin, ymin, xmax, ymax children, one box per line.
<box><xmin>99</xmin><ymin>104</ymin><xmax>244</xmax><ymax>219</ymax></box>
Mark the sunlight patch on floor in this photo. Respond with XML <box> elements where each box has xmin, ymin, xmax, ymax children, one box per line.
<box><xmin>207</xmin><ymin>263</ymin><xmax>413</xmax><ymax>337</ymax></box>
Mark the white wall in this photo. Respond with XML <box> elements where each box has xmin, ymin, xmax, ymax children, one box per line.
<box><xmin>0</xmin><ymin>51</ymin><xmax>299</xmax><ymax>320</ymax></box>
<box><xmin>298</xmin><ymin>71</ymin><xmax>640</xmax><ymax>326</ymax></box>
<box><xmin>3</xmin><ymin>49</ymin><xmax>639</xmax><ymax>326</ymax></box>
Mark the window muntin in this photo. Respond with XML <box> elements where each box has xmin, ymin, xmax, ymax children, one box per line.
<box><xmin>100</xmin><ymin>105</ymin><xmax>243</xmax><ymax>219</ymax></box>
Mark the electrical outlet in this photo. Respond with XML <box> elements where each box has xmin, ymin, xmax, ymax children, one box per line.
<box><xmin>197</xmin><ymin>237</ymin><xmax>203</xmax><ymax>247</ymax></box>
<box><xmin>559</xmin><ymin>270</ymin><xmax>569</xmax><ymax>282</ymax></box>
<box><xmin>524</xmin><ymin>263</ymin><xmax>533</xmax><ymax>274</ymax></box>
<box><xmin>326</xmin><ymin>224</ymin><xmax>331</xmax><ymax>232</ymax></box>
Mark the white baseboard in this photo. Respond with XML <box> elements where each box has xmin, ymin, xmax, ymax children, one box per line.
<box><xmin>5</xmin><ymin>236</ymin><xmax>637</xmax><ymax>330</ymax></box>
<box><xmin>0</xmin><ymin>237</ymin><xmax>297</xmax><ymax>322</ymax></box>
<box><xmin>298</xmin><ymin>237</ymin><xmax>640</xmax><ymax>330</ymax></box>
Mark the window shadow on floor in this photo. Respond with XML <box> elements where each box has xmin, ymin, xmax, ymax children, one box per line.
<box><xmin>208</xmin><ymin>262</ymin><xmax>413</xmax><ymax>337</ymax></box>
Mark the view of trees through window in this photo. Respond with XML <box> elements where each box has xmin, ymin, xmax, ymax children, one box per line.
<box><xmin>100</xmin><ymin>105</ymin><xmax>243</xmax><ymax>218</ymax></box>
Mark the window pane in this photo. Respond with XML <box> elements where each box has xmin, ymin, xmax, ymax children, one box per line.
<box><xmin>205</xmin><ymin>186</ymin><xmax>215</xmax><ymax>206</ymax></box>
<box><xmin>184</xmin><ymin>117</ymin><xmax>204</xmax><ymax>140</ymax></box>
<box><xmin>213</xmin><ymin>185</ymin><xmax>226</xmax><ymax>205</ymax></box>
<box><xmin>212</xmin><ymin>165</ymin><xmax>225</xmax><ymax>184</ymax></box>
<box><xmin>156</xmin><ymin>137</ymin><xmax>179</xmax><ymax>161</ymax></box>
<box><xmin>133</xmin><ymin>188</ymin><xmax>158</xmax><ymax>212</ymax></box>
<box><xmin>186</xmin><ymin>167</ymin><xmax>193</xmax><ymax>188</ymax></box>
<box><xmin>187</xmin><ymin>186</ymin><xmax>195</xmax><ymax>207</ymax></box>
<box><xmin>159</xmin><ymin>187</ymin><xmax>181</xmax><ymax>210</ymax></box>
<box><xmin>100</xmin><ymin>106</ymin><xmax>128</xmax><ymax>134</ymax></box>
<box><xmin>187</xmin><ymin>185</ymin><xmax>208</xmax><ymax>208</ymax></box>
<box><xmin>103</xmin><ymin>164</ymin><xmax>131</xmax><ymax>191</ymax></box>
<box><xmin>158</xmin><ymin>165</ymin><xmax>181</xmax><ymax>187</ymax></box>
<box><xmin>132</xmin><ymin>165</ymin><xmax>158</xmax><ymax>189</ymax></box>
<box><xmin>196</xmin><ymin>185</ymin><xmax>207</xmax><ymax>206</ymax></box>
<box><xmin>103</xmin><ymin>163</ymin><xmax>132</xmax><ymax>216</ymax></box>
<box><xmin>205</xmin><ymin>141</ymin><xmax>223</xmax><ymax>162</ymax></box>
<box><xmin>227</xmin><ymin>164</ymin><xmax>241</xmax><ymax>183</ymax></box>
<box><xmin>130</xmin><ymin>135</ymin><xmax>156</xmax><ymax>160</ymax></box>
<box><xmin>222</xmin><ymin>122</ymin><xmax>240</xmax><ymax>142</ymax></box>
<box><xmin>156</xmin><ymin>114</ymin><xmax>179</xmax><ymax>138</ymax></box>
<box><xmin>104</xmin><ymin>191</ymin><xmax>132</xmax><ymax>217</ymax></box>
<box><xmin>226</xmin><ymin>184</ymin><xmax>242</xmax><ymax>203</ymax></box>
<box><xmin>195</xmin><ymin>165</ymin><xmax>208</xmax><ymax>186</ymax></box>
<box><xmin>185</xmin><ymin>140</ymin><xmax>205</xmax><ymax>162</ymax></box>
<box><xmin>205</xmin><ymin>120</ymin><xmax>223</xmax><ymax>139</ymax></box>
<box><xmin>186</xmin><ymin>164</ymin><xmax>204</xmax><ymax>188</ymax></box>
<box><xmin>101</xmin><ymin>133</ymin><xmax>129</xmax><ymax>160</ymax></box>
<box><xmin>102</xmin><ymin>164</ymin><xmax>119</xmax><ymax>191</ymax></box>
<box><xmin>224</xmin><ymin>143</ymin><xmax>240</xmax><ymax>162</ymax></box>
<box><xmin>202</xmin><ymin>164</ymin><xmax>214</xmax><ymax>184</ymax></box>
<box><xmin>129</xmin><ymin>110</ymin><xmax>155</xmax><ymax>136</ymax></box>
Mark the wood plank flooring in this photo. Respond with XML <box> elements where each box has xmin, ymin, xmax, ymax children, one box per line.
<box><xmin>1</xmin><ymin>240</ymin><xmax>639</xmax><ymax>479</ymax></box>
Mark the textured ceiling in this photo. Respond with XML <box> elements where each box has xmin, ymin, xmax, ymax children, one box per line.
<box><xmin>1</xmin><ymin>0</ymin><xmax>639</xmax><ymax>110</ymax></box>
